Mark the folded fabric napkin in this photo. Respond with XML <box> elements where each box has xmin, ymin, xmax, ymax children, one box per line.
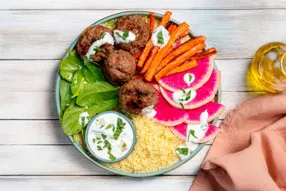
<box><xmin>190</xmin><ymin>93</ymin><xmax>286</xmax><ymax>191</ymax></box>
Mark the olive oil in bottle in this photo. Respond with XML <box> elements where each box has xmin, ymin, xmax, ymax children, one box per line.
<box><xmin>247</xmin><ymin>42</ymin><xmax>286</xmax><ymax>93</ymax></box>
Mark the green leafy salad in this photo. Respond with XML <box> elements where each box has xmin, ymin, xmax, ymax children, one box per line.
<box><xmin>59</xmin><ymin>50</ymin><xmax>119</xmax><ymax>139</ymax></box>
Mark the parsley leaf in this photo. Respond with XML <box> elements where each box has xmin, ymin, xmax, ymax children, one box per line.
<box><xmin>101</xmin><ymin>134</ymin><xmax>107</xmax><ymax>139</ymax></box>
<box><xmin>189</xmin><ymin>74</ymin><xmax>193</xmax><ymax>82</ymax></box>
<box><xmin>97</xmin><ymin>146</ymin><xmax>103</xmax><ymax>151</ymax></box>
<box><xmin>122</xmin><ymin>31</ymin><xmax>129</xmax><ymax>40</ymax></box>
<box><xmin>113</xmin><ymin>118</ymin><xmax>125</xmax><ymax>140</ymax></box>
<box><xmin>116</xmin><ymin>31</ymin><xmax>129</xmax><ymax>41</ymax></box>
<box><xmin>93</xmin><ymin>46</ymin><xmax>101</xmax><ymax>52</ymax></box>
<box><xmin>176</xmin><ymin>147</ymin><xmax>189</xmax><ymax>155</ymax></box>
<box><xmin>92</xmin><ymin>138</ymin><xmax>96</xmax><ymax>143</ymax></box>
<box><xmin>122</xmin><ymin>143</ymin><xmax>127</xmax><ymax>148</ymax></box>
<box><xmin>106</xmin><ymin>124</ymin><xmax>114</xmax><ymax>130</ymax></box>
<box><xmin>101</xmin><ymin>33</ymin><xmax>106</xmax><ymax>39</ymax></box>
<box><xmin>108</xmin><ymin>150</ymin><xmax>116</xmax><ymax>160</ymax></box>
<box><xmin>187</xmin><ymin>129</ymin><xmax>198</xmax><ymax>142</ymax></box>
<box><xmin>157</xmin><ymin>31</ymin><xmax>164</xmax><ymax>44</ymax></box>
<box><xmin>103</xmin><ymin>140</ymin><xmax>111</xmax><ymax>149</ymax></box>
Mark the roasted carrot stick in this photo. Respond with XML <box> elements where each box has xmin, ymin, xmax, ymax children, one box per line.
<box><xmin>141</xmin><ymin>47</ymin><xmax>159</xmax><ymax>74</ymax></box>
<box><xmin>192</xmin><ymin>48</ymin><xmax>217</xmax><ymax>60</ymax></box>
<box><xmin>149</xmin><ymin>12</ymin><xmax>155</xmax><ymax>31</ymax></box>
<box><xmin>159</xmin><ymin>11</ymin><xmax>172</xmax><ymax>26</ymax></box>
<box><xmin>137</xmin><ymin>11</ymin><xmax>172</xmax><ymax>68</ymax></box>
<box><xmin>155</xmin><ymin>43</ymin><xmax>205</xmax><ymax>81</ymax></box>
<box><xmin>133</xmin><ymin>50</ymin><xmax>143</xmax><ymax>59</ymax></box>
<box><xmin>167</xmin><ymin>23</ymin><xmax>178</xmax><ymax>33</ymax></box>
<box><xmin>145</xmin><ymin>22</ymin><xmax>189</xmax><ymax>81</ymax></box>
<box><xmin>166</xmin><ymin>59</ymin><xmax>197</xmax><ymax>76</ymax></box>
<box><xmin>156</xmin><ymin>36</ymin><xmax>206</xmax><ymax>72</ymax></box>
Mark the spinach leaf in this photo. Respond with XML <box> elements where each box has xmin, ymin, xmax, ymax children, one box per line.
<box><xmin>71</xmin><ymin>69</ymin><xmax>88</xmax><ymax>98</ymax></box>
<box><xmin>59</xmin><ymin>79</ymin><xmax>73</xmax><ymax>112</ymax></box>
<box><xmin>76</xmin><ymin>81</ymin><xmax>119</xmax><ymax>107</ymax></box>
<box><xmin>82</xmin><ymin>62</ymin><xmax>104</xmax><ymax>83</ymax></box>
<box><xmin>59</xmin><ymin>50</ymin><xmax>82</xmax><ymax>82</ymax></box>
<box><xmin>61</xmin><ymin>103</ymin><xmax>87</xmax><ymax>135</ymax></box>
<box><xmin>87</xmin><ymin>98</ymin><xmax>118</xmax><ymax>116</ymax></box>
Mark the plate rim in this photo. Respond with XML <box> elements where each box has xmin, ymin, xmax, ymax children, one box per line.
<box><xmin>55</xmin><ymin>10</ymin><xmax>222</xmax><ymax>177</ymax></box>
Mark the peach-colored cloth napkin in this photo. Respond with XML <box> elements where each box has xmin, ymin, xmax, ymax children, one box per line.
<box><xmin>190</xmin><ymin>93</ymin><xmax>286</xmax><ymax>191</ymax></box>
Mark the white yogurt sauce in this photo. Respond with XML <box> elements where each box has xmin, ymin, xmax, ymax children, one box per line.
<box><xmin>87</xmin><ymin>113</ymin><xmax>134</xmax><ymax>161</ymax></box>
<box><xmin>86</xmin><ymin>32</ymin><xmax>114</xmax><ymax>60</ymax></box>
<box><xmin>176</xmin><ymin>110</ymin><xmax>209</xmax><ymax>160</ymax></box>
<box><xmin>183</xmin><ymin>73</ymin><xmax>195</xmax><ymax>86</ymax></box>
<box><xmin>113</xmin><ymin>30</ymin><xmax>136</xmax><ymax>44</ymax></box>
<box><xmin>151</xmin><ymin>26</ymin><xmax>170</xmax><ymax>48</ymax></box>
<box><xmin>172</xmin><ymin>88</ymin><xmax>197</xmax><ymax>106</ymax></box>
<box><xmin>141</xmin><ymin>105</ymin><xmax>157</xmax><ymax>118</ymax></box>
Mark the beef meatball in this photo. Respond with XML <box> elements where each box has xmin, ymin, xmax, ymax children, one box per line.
<box><xmin>76</xmin><ymin>25</ymin><xmax>114</xmax><ymax>62</ymax></box>
<box><xmin>118</xmin><ymin>79</ymin><xmax>158</xmax><ymax>115</ymax></box>
<box><xmin>115</xmin><ymin>15</ymin><xmax>151</xmax><ymax>54</ymax></box>
<box><xmin>102</xmin><ymin>50</ymin><xmax>136</xmax><ymax>86</ymax></box>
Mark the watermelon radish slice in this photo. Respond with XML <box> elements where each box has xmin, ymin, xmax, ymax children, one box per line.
<box><xmin>185</xmin><ymin>101</ymin><xmax>225</xmax><ymax>124</ymax></box>
<box><xmin>172</xmin><ymin>123</ymin><xmax>220</xmax><ymax>143</ymax></box>
<box><xmin>158</xmin><ymin>56</ymin><xmax>213</xmax><ymax>92</ymax></box>
<box><xmin>153</xmin><ymin>87</ymin><xmax>188</xmax><ymax>126</ymax></box>
<box><xmin>160</xmin><ymin>70</ymin><xmax>221</xmax><ymax>109</ymax></box>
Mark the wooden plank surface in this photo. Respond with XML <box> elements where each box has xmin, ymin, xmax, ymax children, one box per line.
<box><xmin>1</xmin><ymin>1</ymin><xmax>285</xmax><ymax>190</ymax></box>
<box><xmin>0</xmin><ymin>176</ymin><xmax>195</xmax><ymax>191</ymax></box>
<box><xmin>0</xmin><ymin>91</ymin><xmax>253</xmax><ymax>119</ymax></box>
<box><xmin>0</xmin><ymin>59</ymin><xmax>249</xmax><ymax>92</ymax></box>
<box><xmin>0</xmin><ymin>119</ymin><xmax>220</xmax><ymax>145</ymax></box>
<box><xmin>0</xmin><ymin>145</ymin><xmax>210</xmax><ymax>175</ymax></box>
<box><xmin>0</xmin><ymin>0</ymin><xmax>285</xmax><ymax>9</ymax></box>
<box><xmin>1</xmin><ymin>10</ymin><xmax>286</xmax><ymax>59</ymax></box>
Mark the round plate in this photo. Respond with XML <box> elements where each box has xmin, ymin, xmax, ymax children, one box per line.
<box><xmin>55</xmin><ymin>11</ymin><xmax>222</xmax><ymax>177</ymax></box>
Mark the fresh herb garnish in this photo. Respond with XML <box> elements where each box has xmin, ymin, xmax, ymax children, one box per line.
<box><xmin>122</xmin><ymin>143</ymin><xmax>127</xmax><ymax>148</ymax></box>
<box><xmin>157</xmin><ymin>31</ymin><xmax>164</xmax><ymax>44</ymax></box>
<box><xmin>101</xmin><ymin>134</ymin><xmax>107</xmax><ymax>139</ymax></box>
<box><xmin>101</xmin><ymin>33</ymin><xmax>106</xmax><ymax>39</ymax></box>
<box><xmin>93</xmin><ymin>46</ymin><xmax>101</xmax><ymax>52</ymax></box>
<box><xmin>103</xmin><ymin>140</ymin><xmax>111</xmax><ymax>149</ymax></box>
<box><xmin>108</xmin><ymin>150</ymin><xmax>116</xmax><ymax>160</ymax></box>
<box><xmin>189</xmin><ymin>74</ymin><xmax>193</xmax><ymax>82</ymax></box>
<box><xmin>176</xmin><ymin>147</ymin><xmax>189</xmax><ymax>155</ymax></box>
<box><xmin>96</xmin><ymin>137</ymin><xmax>101</xmax><ymax>141</ymax></box>
<box><xmin>97</xmin><ymin>146</ymin><xmax>103</xmax><ymax>151</ymax></box>
<box><xmin>92</xmin><ymin>138</ymin><xmax>96</xmax><ymax>143</ymax></box>
<box><xmin>180</xmin><ymin>88</ymin><xmax>186</xmax><ymax>94</ymax></box>
<box><xmin>113</xmin><ymin>118</ymin><xmax>125</xmax><ymax>140</ymax></box>
<box><xmin>97</xmin><ymin>140</ymin><xmax>103</xmax><ymax>144</ymax></box>
<box><xmin>116</xmin><ymin>31</ymin><xmax>129</xmax><ymax>41</ymax></box>
<box><xmin>106</xmin><ymin>124</ymin><xmax>113</xmax><ymax>130</ymax></box>
<box><xmin>187</xmin><ymin>129</ymin><xmax>198</xmax><ymax>142</ymax></box>
<box><xmin>180</xmin><ymin>103</ymin><xmax>185</xmax><ymax>109</ymax></box>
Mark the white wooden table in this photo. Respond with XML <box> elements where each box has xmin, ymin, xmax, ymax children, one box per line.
<box><xmin>0</xmin><ymin>1</ymin><xmax>285</xmax><ymax>190</ymax></box>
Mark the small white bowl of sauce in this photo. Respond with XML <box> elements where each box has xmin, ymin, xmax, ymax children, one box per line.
<box><xmin>85</xmin><ymin>111</ymin><xmax>136</xmax><ymax>163</ymax></box>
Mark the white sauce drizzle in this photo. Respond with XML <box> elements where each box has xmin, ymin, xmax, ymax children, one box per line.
<box><xmin>141</xmin><ymin>105</ymin><xmax>157</xmax><ymax>118</ymax></box>
<box><xmin>86</xmin><ymin>32</ymin><xmax>114</xmax><ymax>60</ymax></box>
<box><xmin>151</xmin><ymin>26</ymin><xmax>170</xmax><ymax>48</ymax></box>
<box><xmin>172</xmin><ymin>88</ymin><xmax>197</xmax><ymax>105</ymax></box>
<box><xmin>183</xmin><ymin>73</ymin><xmax>195</xmax><ymax>86</ymax></box>
<box><xmin>113</xmin><ymin>29</ymin><xmax>136</xmax><ymax>44</ymax></box>
<box><xmin>176</xmin><ymin>110</ymin><xmax>209</xmax><ymax>160</ymax></box>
